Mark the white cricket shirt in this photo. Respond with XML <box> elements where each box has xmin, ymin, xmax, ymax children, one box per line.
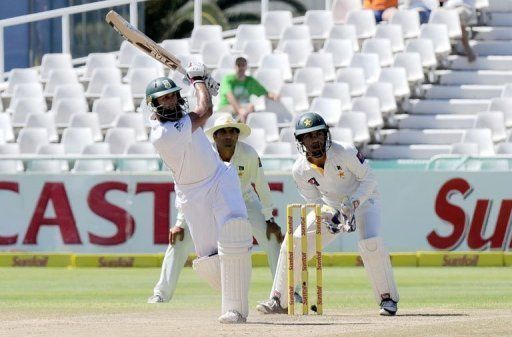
<box><xmin>150</xmin><ymin>115</ymin><xmax>223</xmax><ymax>185</ymax></box>
<box><xmin>292</xmin><ymin>142</ymin><xmax>379</xmax><ymax>209</ymax></box>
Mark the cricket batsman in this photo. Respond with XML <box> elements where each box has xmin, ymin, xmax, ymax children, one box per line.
<box><xmin>148</xmin><ymin>115</ymin><xmax>283</xmax><ymax>303</ymax></box>
<box><xmin>256</xmin><ymin>112</ymin><xmax>399</xmax><ymax>316</ymax></box>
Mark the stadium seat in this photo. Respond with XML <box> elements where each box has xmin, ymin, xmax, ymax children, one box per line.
<box><xmin>116</xmin><ymin>113</ymin><xmax>148</xmax><ymax>141</ymax></box>
<box><xmin>336</xmin><ymin>67</ymin><xmax>367</xmax><ymax>98</ymax></box>
<box><xmin>246</xmin><ymin>112</ymin><xmax>279</xmax><ymax>142</ymax></box>
<box><xmin>379</xmin><ymin>67</ymin><xmax>411</xmax><ymax>99</ymax></box>
<box><xmin>200</xmin><ymin>40</ymin><xmax>231</xmax><ymax>69</ymax></box>
<box><xmin>293</xmin><ymin>67</ymin><xmax>324</xmax><ymax>97</ymax></box>
<box><xmin>242</xmin><ymin>127</ymin><xmax>266</xmax><ymax>155</ymax></box>
<box><xmin>393</xmin><ymin>52</ymin><xmax>424</xmax><ymax>84</ymax></box>
<box><xmin>1</xmin><ymin>68</ymin><xmax>39</xmax><ymax>98</ymax></box>
<box><xmin>61</xmin><ymin>127</ymin><xmax>94</xmax><ymax>154</ymax></box>
<box><xmin>279</xmin><ymin>127</ymin><xmax>295</xmax><ymax>143</ymax></box>
<box><xmin>475</xmin><ymin>111</ymin><xmax>507</xmax><ymax>142</ymax></box>
<box><xmin>168</xmin><ymin>69</ymin><xmax>194</xmax><ymax>98</ymax></box>
<box><xmin>263</xmin><ymin>10</ymin><xmax>293</xmax><ymax>41</ymax></box>
<box><xmin>242</xmin><ymin>40</ymin><xmax>272</xmax><ymax>68</ymax></box>
<box><xmin>17</xmin><ymin>127</ymin><xmax>49</xmax><ymax>154</ymax></box>
<box><xmin>350</xmin><ymin>53</ymin><xmax>381</xmax><ymax>83</ymax></box>
<box><xmin>279</xmin><ymin>83</ymin><xmax>309</xmax><ymax>112</ymax></box>
<box><xmin>161</xmin><ymin>39</ymin><xmax>191</xmax><ymax>57</ymax></box>
<box><xmin>72</xmin><ymin>143</ymin><xmax>113</xmax><ymax>173</ymax></box>
<box><xmin>488</xmin><ymin>97</ymin><xmax>512</xmax><ymax>127</ymax></box>
<box><xmin>304</xmin><ymin>10</ymin><xmax>334</xmax><ymax>41</ymax></box>
<box><xmin>263</xmin><ymin>141</ymin><xmax>293</xmax><ymax>155</ymax></box>
<box><xmin>362</xmin><ymin>38</ymin><xmax>394</xmax><ymax>67</ymax></box>
<box><xmin>396</xmin><ymin>114</ymin><xmax>477</xmax><ymax>129</ymax></box>
<box><xmin>338</xmin><ymin>111</ymin><xmax>370</xmax><ymax>145</ymax></box>
<box><xmin>233</xmin><ymin>24</ymin><xmax>267</xmax><ymax>52</ymax></box>
<box><xmin>40</xmin><ymin>53</ymin><xmax>73</xmax><ymax>82</ymax></box>
<box><xmin>210</xmin><ymin>68</ymin><xmax>233</xmax><ymax>87</ymax></box>
<box><xmin>259</xmin><ymin>54</ymin><xmax>293</xmax><ymax>81</ymax></box>
<box><xmin>43</xmin><ymin>68</ymin><xmax>80</xmax><ymax>97</ymax></box>
<box><xmin>329</xmin><ymin>127</ymin><xmax>354</xmax><ymax>146</ymax></box>
<box><xmin>69</xmin><ymin>112</ymin><xmax>103</xmax><ymax>142</ymax></box>
<box><xmin>375</xmin><ymin>24</ymin><xmax>405</xmax><ymax>53</ymax></box>
<box><xmin>117</xmin><ymin>40</ymin><xmax>144</xmax><ymax>68</ymax></box>
<box><xmin>310</xmin><ymin>97</ymin><xmax>342</xmax><ymax>126</ymax></box>
<box><xmin>405</xmin><ymin>38</ymin><xmax>438</xmax><ymax>69</ymax></box>
<box><xmin>328</xmin><ymin>25</ymin><xmax>359</xmax><ymax>52</ymax></box>
<box><xmin>0</xmin><ymin>143</ymin><xmax>24</xmax><ymax>172</ymax></box>
<box><xmin>390</xmin><ymin>10</ymin><xmax>421</xmax><ymax>39</ymax></box>
<box><xmin>253</xmin><ymin>68</ymin><xmax>284</xmax><ymax>94</ymax></box>
<box><xmin>496</xmin><ymin>142</ymin><xmax>512</xmax><ymax>154</ymax></box>
<box><xmin>25</xmin><ymin>113</ymin><xmax>58</xmax><ymax>142</ymax></box>
<box><xmin>7</xmin><ymin>83</ymin><xmax>45</xmax><ymax>113</ymax></box>
<box><xmin>81</xmin><ymin>53</ymin><xmax>117</xmax><ymax>81</ymax></box>
<box><xmin>124</xmin><ymin>54</ymin><xmax>164</xmax><ymax>82</ymax></box>
<box><xmin>100</xmin><ymin>84</ymin><xmax>135</xmax><ymax>112</ymax></box>
<box><xmin>217</xmin><ymin>54</ymin><xmax>239</xmax><ymax>70</ymax></box>
<box><xmin>462</xmin><ymin>129</ymin><xmax>495</xmax><ymax>155</ymax></box>
<box><xmin>92</xmin><ymin>97</ymin><xmax>124</xmax><ymax>128</ymax></box>
<box><xmin>51</xmin><ymin>84</ymin><xmax>86</xmax><ymax>108</ymax></box>
<box><xmin>365</xmin><ymin>82</ymin><xmax>398</xmax><ymax>116</ymax></box>
<box><xmin>278</xmin><ymin>25</ymin><xmax>312</xmax><ymax>49</ymax></box>
<box><xmin>105</xmin><ymin>127</ymin><xmax>136</xmax><ymax>154</ymax></box>
<box><xmin>263</xmin><ymin>96</ymin><xmax>295</xmax><ymax>127</ymax></box>
<box><xmin>451</xmin><ymin>142</ymin><xmax>479</xmax><ymax>155</ymax></box>
<box><xmin>85</xmin><ymin>68</ymin><xmax>122</xmax><ymax>98</ymax></box>
<box><xmin>379</xmin><ymin>129</ymin><xmax>465</xmax><ymax>145</ymax></box>
<box><xmin>27</xmin><ymin>143</ymin><xmax>68</xmax><ymax>172</ymax></box>
<box><xmin>351</xmin><ymin>96</ymin><xmax>384</xmax><ymax>129</ymax></box>
<box><xmin>306</xmin><ymin>52</ymin><xmax>336</xmax><ymax>82</ymax></box>
<box><xmin>428</xmin><ymin>9</ymin><xmax>462</xmax><ymax>39</ymax></box>
<box><xmin>419</xmin><ymin>24</ymin><xmax>451</xmax><ymax>56</ymax></box>
<box><xmin>331</xmin><ymin>0</ymin><xmax>362</xmax><ymax>24</ymax></box>
<box><xmin>0</xmin><ymin>114</ymin><xmax>15</xmax><ymax>142</ymax></box>
<box><xmin>320</xmin><ymin>82</ymin><xmax>352</xmax><ymax>111</ymax></box>
<box><xmin>278</xmin><ymin>40</ymin><xmax>314</xmax><ymax>69</ymax></box>
<box><xmin>322</xmin><ymin>38</ymin><xmax>354</xmax><ymax>68</ymax></box>
<box><xmin>120</xmin><ymin>142</ymin><xmax>159</xmax><ymax>172</ymax></box>
<box><xmin>346</xmin><ymin>10</ymin><xmax>376</xmax><ymax>39</ymax></box>
<box><xmin>11</xmin><ymin>98</ymin><xmax>47</xmax><ymax>127</ymax></box>
<box><xmin>53</xmin><ymin>98</ymin><xmax>89</xmax><ymax>127</ymax></box>
<box><xmin>128</xmin><ymin>68</ymin><xmax>162</xmax><ymax>99</ymax></box>
<box><xmin>367</xmin><ymin>144</ymin><xmax>452</xmax><ymax>159</ymax></box>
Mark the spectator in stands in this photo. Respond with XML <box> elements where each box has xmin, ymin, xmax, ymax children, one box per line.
<box><xmin>402</xmin><ymin>0</ymin><xmax>439</xmax><ymax>23</ymax></box>
<box><xmin>442</xmin><ymin>0</ymin><xmax>477</xmax><ymax>62</ymax></box>
<box><xmin>218</xmin><ymin>56</ymin><xmax>279</xmax><ymax>123</ymax></box>
<box><xmin>363</xmin><ymin>0</ymin><xmax>398</xmax><ymax>22</ymax></box>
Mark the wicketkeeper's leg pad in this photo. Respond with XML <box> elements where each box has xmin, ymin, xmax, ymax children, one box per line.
<box><xmin>218</xmin><ymin>217</ymin><xmax>253</xmax><ymax>317</ymax></box>
<box><xmin>358</xmin><ymin>237</ymin><xmax>399</xmax><ymax>304</ymax></box>
<box><xmin>192</xmin><ymin>253</ymin><xmax>221</xmax><ymax>291</ymax></box>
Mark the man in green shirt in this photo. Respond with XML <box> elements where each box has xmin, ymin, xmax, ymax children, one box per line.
<box><xmin>218</xmin><ymin>56</ymin><xmax>279</xmax><ymax>122</ymax></box>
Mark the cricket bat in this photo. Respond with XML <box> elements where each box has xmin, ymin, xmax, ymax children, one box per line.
<box><xmin>105</xmin><ymin>10</ymin><xmax>186</xmax><ymax>75</ymax></box>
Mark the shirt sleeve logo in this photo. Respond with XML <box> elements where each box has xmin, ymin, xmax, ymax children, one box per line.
<box><xmin>174</xmin><ymin>121</ymin><xmax>184</xmax><ymax>131</ymax></box>
<box><xmin>308</xmin><ymin>177</ymin><xmax>319</xmax><ymax>186</ymax></box>
<box><xmin>356</xmin><ymin>151</ymin><xmax>365</xmax><ymax>164</ymax></box>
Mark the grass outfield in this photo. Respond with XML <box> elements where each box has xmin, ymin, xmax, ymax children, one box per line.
<box><xmin>1</xmin><ymin>267</ymin><xmax>512</xmax><ymax>336</ymax></box>
<box><xmin>1</xmin><ymin>267</ymin><xmax>512</xmax><ymax>311</ymax></box>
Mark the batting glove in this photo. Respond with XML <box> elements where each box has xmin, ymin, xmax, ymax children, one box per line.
<box><xmin>204</xmin><ymin>74</ymin><xmax>220</xmax><ymax>96</ymax></box>
<box><xmin>185</xmin><ymin>62</ymin><xmax>207</xmax><ymax>86</ymax></box>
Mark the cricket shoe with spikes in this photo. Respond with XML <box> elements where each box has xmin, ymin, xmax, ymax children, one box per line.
<box><xmin>147</xmin><ymin>294</ymin><xmax>165</xmax><ymax>303</ymax></box>
<box><xmin>218</xmin><ymin>310</ymin><xmax>247</xmax><ymax>324</ymax></box>
<box><xmin>256</xmin><ymin>297</ymin><xmax>288</xmax><ymax>314</ymax></box>
<box><xmin>379</xmin><ymin>298</ymin><xmax>398</xmax><ymax>316</ymax></box>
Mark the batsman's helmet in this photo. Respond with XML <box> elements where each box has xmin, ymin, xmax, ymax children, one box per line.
<box><xmin>294</xmin><ymin>112</ymin><xmax>332</xmax><ymax>157</ymax></box>
<box><xmin>145</xmin><ymin>77</ymin><xmax>188</xmax><ymax>122</ymax></box>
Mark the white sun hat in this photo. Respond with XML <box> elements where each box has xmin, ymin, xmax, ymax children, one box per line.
<box><xmin>204</xmin><ymin>114</ymin><xmax>251</xmax><ymax>141</ymax></box>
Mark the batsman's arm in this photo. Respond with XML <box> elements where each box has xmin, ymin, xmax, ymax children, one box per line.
<box><xmin>343</xmin><ymin>148</ymin><xmax>376</xmax><ymax>206</ymax></box>
<box><xmin>189</xmin><ymin>82</ymin><xmax>213</xmax><ymax>131</ymax></box>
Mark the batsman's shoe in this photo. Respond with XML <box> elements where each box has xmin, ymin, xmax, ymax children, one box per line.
<box><xmin>379</xmin><ymin>298</ymin><xmax>398</xmax><ymax>316</ymax></box>
<box><xmin>218</xmin><ymin>310</ymin><xmax>247</xmax><ymax>324</ymax></box>
<box><xmin>256</xmin><ymin>297</ymin><xmax>287</xmax><ymax>314</ymax></box>
<box><xmin>147</xmin><ymin>294</ymin><xmax>165</xmax><ymax>303</ymax></box>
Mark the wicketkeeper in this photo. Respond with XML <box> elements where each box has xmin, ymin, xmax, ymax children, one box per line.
<box><xmin>256</xmin><ymin>112</ymin><xmax>399</xmax><ymax>316</ymax></box>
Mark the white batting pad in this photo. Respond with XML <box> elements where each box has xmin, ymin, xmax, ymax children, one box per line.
<box><xmin>192</xmin><ymin>254</ymin><xmax>221</xmax><ymax>291</ymax></box>
<box><xmin>358</xmin><ymin>237</ymin><xmax>399</xmax><ymax>303</ymax></box>
<box><xmin>218</xmin><ymin>217</ymin><xmax>253</xmax><ymax>317</ymax></box>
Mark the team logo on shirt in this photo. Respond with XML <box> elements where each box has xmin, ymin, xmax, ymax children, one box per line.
<box><xmin>174</xmin><ymin>121</ymin><xmax>184</xmax><ymax>131</ymax></box>
<box><xmin>238</xmin><ymin>165</ymin><xmax>244</xmax><ymax>176</ymax></box>
<box><xmin>308</xmin><ymin>177</ymin><xmax>319</xmax><ymax>186</ymax></box>
<box><xmin>336</xmin><ymin>165</ymin><xmax>345</xmax><ymax>178</ymax></box>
